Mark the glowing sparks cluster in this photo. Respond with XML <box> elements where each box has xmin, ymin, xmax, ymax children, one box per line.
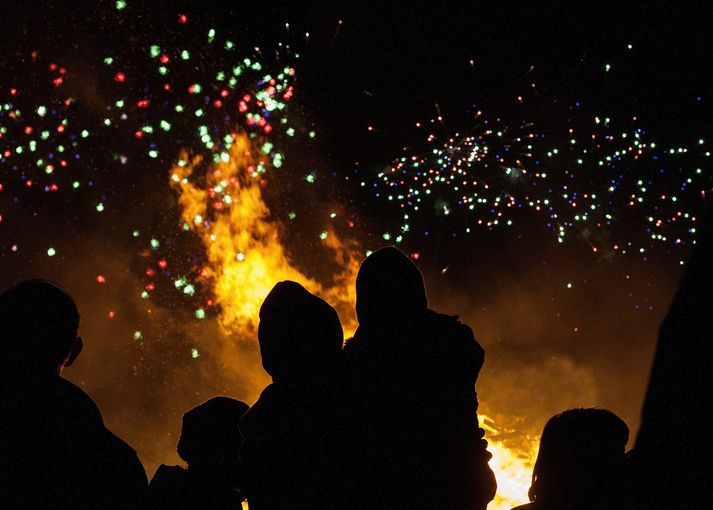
<box><xmin>0</xmin><ymin>55</ymin><xmax>99</xmax><ymax>220</ymax></box>
<box><xmin>99</xmin><ymin>6</ymin><xmax>299</xmax><ymax>170</ymax></box>
<box><xmin>168</xmin><ymin>138</ymin><xmax>360</xmax><ymax>335</ymax></box>
<box><xmin>99</xmin><ymin>11</ymin><xmax>363</xmax><ymax>330</ymax></box>
<box><xmin>375</xmin><ymin>109</ymin><xmax>711</xmax><ymax>256</ymax></box>
<box><xmin>378</xmin><ymin>115</ymin><xmax>537</xmax><ymax>237</ymax></box>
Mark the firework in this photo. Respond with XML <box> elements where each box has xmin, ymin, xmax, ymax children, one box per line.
<box><xmin>372</xmin><ymin>103</ymin><xmax>711</xmax><ymax>257</ymax></box>
<box><xmin>376</xmin><ymin>112</ymin><xmax>538</xmax><ymax>240</ymax></box>
<box><xmin>0</xmin><ymin>54</ymin><xmax>99</xmax><ymax>213</ymax></box>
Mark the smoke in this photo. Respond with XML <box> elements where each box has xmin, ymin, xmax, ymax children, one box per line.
<box><xmin>424</xmin><ymin>239</ymin><xmax>680</xmax><ymax>450</ymax></box>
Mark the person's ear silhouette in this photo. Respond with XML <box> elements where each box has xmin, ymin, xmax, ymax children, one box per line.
<box><xmin>62</xmin><ymin>335</ymin><xmax>83</xmax><ymax>369</ymax></box>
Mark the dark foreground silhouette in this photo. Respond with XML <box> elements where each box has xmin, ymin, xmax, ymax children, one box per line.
<box><xmin>150</xmin><ymin>396</ymin><xmax>249</xmax><ymax>510</ymax></box>
<box><xmin>511</xmin><ymin>408</ymin><xmax>629</xmax><ymax>510</ymax></box>
<box><xmin>633</xmin><ymin>204</ymin><xmax>713</xmax><ymax>509</ymax></box>
<box><xmin>239</xmin><ymin>281</ymin><xmax>352</xmax><ymax>509</ymax></box>
<box><xmin>344</xmin><ymin>247</ymin><xmax>496</xmax><ymax>509</ymax></box>
<box><xmin>0</xmin><ymin>279</ymin><xmax>147</xmax><ymax>509</ymax></box>
<box><xmin>2</xmin><ymin>218</ymin><xmax>712</xmax><ymax>508</ymax></box>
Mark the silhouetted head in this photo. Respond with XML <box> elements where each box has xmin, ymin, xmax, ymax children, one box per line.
<box><xmin>177</xmin><ymin>396</ymin><xmax>249</xmax><ymax>482</ymax></box>
<box><xmin>355</xmin><ymin>247</ymin><xmax>428</xmax><ymax>325</ymax></box>
<box><xmin>0</xmin><ymin>279</ymin><xmax>82</xmax><ymax>375</ymax></box>
<box><xmin>529</xmin><ymin>408</ymin><xmax>629</xmax><ymax>507</ymax></box>
<box><xmin>258</xmin><ymin>281</ymin><xmax>343</xmax><ymax>382</ymax></box>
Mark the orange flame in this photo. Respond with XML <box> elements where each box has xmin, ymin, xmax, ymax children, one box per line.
<box><xmin>169</xmin><ymin>133</ymin><xmax>360</xmax><ymax>336</ymax></box>
<box><xmin>481</xmin><ymin>415</ymin><xmax>539</xmax><ymax>509</ymax></box>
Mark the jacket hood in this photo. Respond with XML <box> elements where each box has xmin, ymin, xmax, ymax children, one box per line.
<box><xmin>356</xmin><ymin>247</ymin><xmax>428</xmax><ymax>325</ymax></box>
<box><xmin>258</xmin><ymin>281</ymin><xmax>343</xmax><ymax>382</ymax></box>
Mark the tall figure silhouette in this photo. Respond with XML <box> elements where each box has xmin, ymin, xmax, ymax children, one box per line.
<box><xmin>633</xmin><ymin>204</ymin><xmax>713</xmax><ymax>509</ymax></box>
<box><xmin>344</xmin><ymin>247</ymin><xmax>496</xmax><ymax>509</ymax></box>
<box><xmin>0</xmin><ymin>279</ymin><xmax>148</xmax><ymax>509</ymax></box>
<box><xmin>150</xmin><ymin>396</ymin><xmax>250</xmax><ymax>510</ymax></box>
<box><xmin>512</xmin><ymin>408</ymin><xmax>629</xmax><ymax>510</ymax></box>
<box><xmin>239</xmin><ymin>281</ymin><xmax>351</xmax><ymax>509</ymax></box>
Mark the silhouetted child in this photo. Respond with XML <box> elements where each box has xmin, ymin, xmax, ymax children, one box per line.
<box><xmin>239</xmin><ymin>281</ymin><xmax>349</xmax><ymax>509</ymax></box>
<box><xmin>150</xmin><ymin>396</ymin><xmax>249</xmax><ymax>510</ymax></box>
<box><xmin>343</xmin><ymin>247</ymin><xmax>496</xmax><ymax>509</ymax></box>
<box><xmin>512</xmin><ymin>408</ymin><xmax>629</xmax><ymax>510</ymax></box>
<box><xmin>0</xmin><ymin>279</ymin><xmax>148</xmax><ymax>509</ymax></box>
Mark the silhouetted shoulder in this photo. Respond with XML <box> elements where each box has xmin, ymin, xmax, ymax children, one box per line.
<box><xmin>50</xmin><ymin>376</ymin><xmax>105</xmax><ymax>426</ymax></box>
<box><xmin>150</xmin><ymin>465</ymin><xmax>189</xmax><ymax>507</ymax></box>
<box><xmin>428</xmin><ymin>310</ymin><xmax>484</xmax><ymax>354</ymax></box>
<box><xmin>101</xmin><ymin>426</ymin><xmax>148</xmax><ymax>483</ymax></box>
<box><xmin>239</xmin><ymin>384</ymin><xmax>281</xmax><ymax>439</ymax></box>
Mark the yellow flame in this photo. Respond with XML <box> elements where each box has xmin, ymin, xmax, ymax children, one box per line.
<box><xmin>170</xmin><ymin>132</ymin><xmax>537</xmax><ymax>508</ymax></box>
<box><xmin>481</xmin><ymin>415</ymin><xmax>539</xmax><ymax>509</ymax></box>
<box><xmin>169</xmin><ymin>133</ymin><xmax>360</xmax><ymax>336</ymax></box>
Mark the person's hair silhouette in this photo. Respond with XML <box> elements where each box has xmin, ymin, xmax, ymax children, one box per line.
<box><xmin>0</xmin><ymin>279</ymin><xmax>148</xmax><ymax>509</ymax></box>
<box><xmin>240</xmin><ymin>280</ymin><xmax>349</xmax><ymax>509</ymax></box>
<box><xmin>150</xmin><ymin>396</ymin><xmax>250</xmax><ymax>509</ymax></box>
<box><xmin>513</xmin><ymin>408</ymin><xmax>629</xmax><ymax>510</ymax></box>
<box><xmin>344</xmin><ymin>247</ymin><xmax>496</xmax><ymax>509</ymax></box>
<box><xmin>0</xmin><ymin>278</ymin><xmax>83</xmax><ymax>374</ymax></box>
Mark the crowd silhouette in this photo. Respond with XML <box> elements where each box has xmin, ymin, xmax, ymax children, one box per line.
<box><xmin>1</xmin><ymin>211</ymin><xmax>712</xmax><ymax>509</ymax></box>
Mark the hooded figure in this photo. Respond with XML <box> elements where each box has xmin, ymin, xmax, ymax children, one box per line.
<box><xmin>150</xmin><ymin>396</ymin><xmax>250</xmax><ymax>510</ymax></box>
<box><xmin>239</xmin><ymin>281</ymin><xmax>349</xmax><ymax>509</ymax></box>
<box><xmin>344</xmin><ymin>247</ymin><xmax>496</xmax><ymax>509</ymax></box>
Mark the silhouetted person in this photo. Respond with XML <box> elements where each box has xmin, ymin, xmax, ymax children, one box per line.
<box><xmin>512</xmin><ymin>408</ymin><xmax>629</xmax><ymax>510</ymax></box>
<box><xmin>0</xmin><ymin>279</ymin><xmax>148</xmax><ymax>509</ymax></box>
<box><xmin>239</xmin><ymin>281</ymin><xmax>351</xmax><ymax>509</ymax></box>
<box><xmin>150</xmin><ymin>396</ymin><xmax>250</xmax><ymax>510</ymax></box>
<box><xmin>343</xmin><ymin>247</ymin><xmax>496</xmax><ymax>509</ymax></box>
<box><xmin>632</xmin><ymin>205</ymin><xmax>713</xmax><ymax>509</ymax></box>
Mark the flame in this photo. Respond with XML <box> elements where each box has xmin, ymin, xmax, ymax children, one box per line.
<box><xmin>169</xmin><ymin>132</ymin><xmax>360</xmax><ymax>336</ymax></box>
<box><xmin>482</xmin><ymin>415</ymin><xmax>539</xmax><ymax>510</ymax></box>
<box><xmin>169</xmin><ymin>132</ymin><xmax>538</xmax><ymax>508</ymax></box>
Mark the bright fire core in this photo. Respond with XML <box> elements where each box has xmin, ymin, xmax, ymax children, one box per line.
<box><xmin>170</xmin><ymin>133</ymin><xmax>538</xmax><ymax>509</ymax></box>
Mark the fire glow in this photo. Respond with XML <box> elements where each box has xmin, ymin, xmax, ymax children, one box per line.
<box><xmin>169</xmin><ymin>133</ymin><xmax>361</xmax><ymax>335</ymax></box>
<box><xmin>170</xmin><ymin>133</ymin><xmax>538</xmax><ymax>509</ymax></box>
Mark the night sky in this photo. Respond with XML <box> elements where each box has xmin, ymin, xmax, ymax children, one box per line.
<box><xmin>1</xmin><ymin>0</ymin><xmax>712</xmax><ymax>492</ymax></box>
